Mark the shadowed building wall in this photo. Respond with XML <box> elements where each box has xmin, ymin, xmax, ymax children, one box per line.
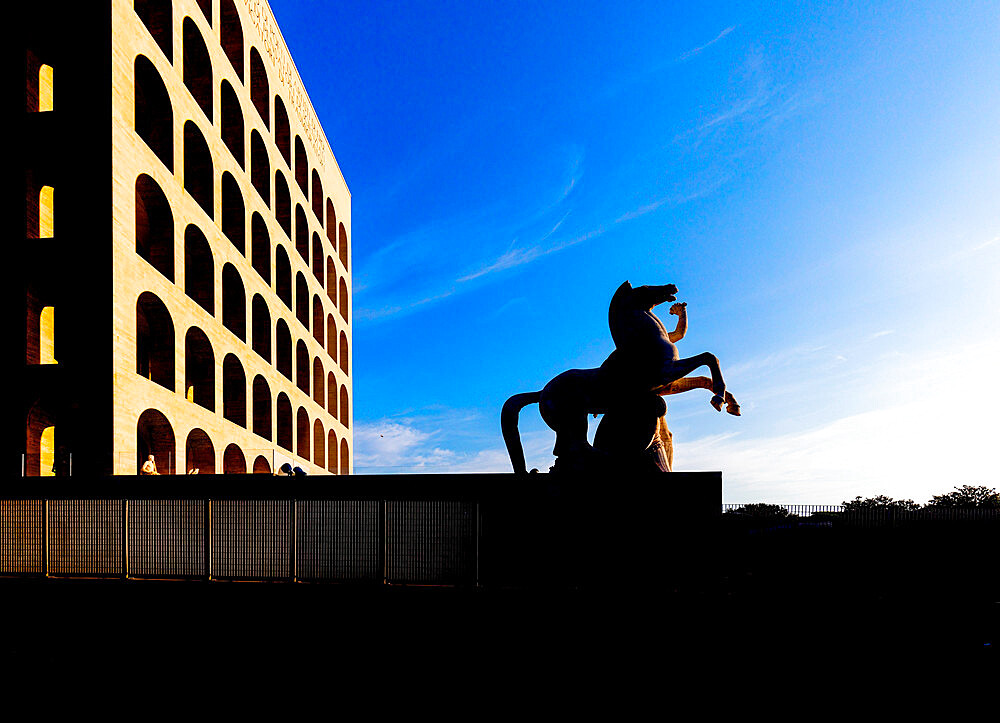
<box><xmin>12</xmin><ymin>0</ymin><xmax>353</xmax><ymax>477</ymax></box>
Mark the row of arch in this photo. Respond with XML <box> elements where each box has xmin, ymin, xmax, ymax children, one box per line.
<box><xmin>133</xmin><ymin>2</ymin><xmax>349</xmax><ymax>270</ymax></box>
<box><xmin>136</xmin><ymin>175</ymin><xmax>349</xmax><ymax>371</ymax></box>
<box><xmin>23</xmin><ymin>401</ymin><xmax>351</xmax><ymax>478</ymax></box>
<box><xmin>136</xmin><ymin>407</ymin><xmax>350</xmax><ymax>476</ymax></box>
<box><xmin>136</xmin><ymin>172</ymin><xmax>348</xmax><ymax>326</ymax></box>
<box><xmin>137</xmin><ymin>292</ymin><xmax>349</xmax><ymax>431</ymax></box>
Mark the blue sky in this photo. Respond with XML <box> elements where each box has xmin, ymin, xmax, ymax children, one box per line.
<box><xmin>270</xmin><ymin>1</ymin><xmax>1000</xmax><ymax>503</ymax></box>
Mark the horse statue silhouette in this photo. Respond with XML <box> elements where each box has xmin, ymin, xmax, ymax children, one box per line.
<box><xmin>501</xmin><ymin>281</ymin><xmax>740</xmax><ymax>474</ymax></box>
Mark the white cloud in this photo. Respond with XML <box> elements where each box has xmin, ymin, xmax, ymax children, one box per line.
<box><xmin>678</xmin><ymin>25</ymin><xmax>737</xmax><ymax>62</ymax></box>
<box><xmin>676</xmin><ymin>338</ymin><xmax>1000</xmax><ymax>505</ymax></box>
<box><xmin>354</xmin><ymin>413</ymin><xmax>555</xmax><ymax>475</ymax></box>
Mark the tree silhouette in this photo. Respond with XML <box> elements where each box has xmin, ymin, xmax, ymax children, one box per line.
<box><xmin>927</xmin><ymin>485</ymin><xmax>1000</xmax><ymax>508</ymax></box>
<box><xmin>842</xmin><ymin>495</ymin><xmax>921</xmax><ymax>512</ymax></box>
<box><xmin>724</xmin><ymin>503</ymin><xmax>796</xmax><ymax>518</ymax></box>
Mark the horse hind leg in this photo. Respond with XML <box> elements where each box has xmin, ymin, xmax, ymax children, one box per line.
<box><xmin>663</xmin><ymin>376</ymin><xmax>740</xmax><ymax>416</ymax></box>
<box><xmin>661</xmin><ymin>352</ymin><xmax>728</xmax><ymax>412</ymax></box>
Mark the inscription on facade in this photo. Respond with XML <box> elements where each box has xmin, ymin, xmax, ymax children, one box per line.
<box><xmin>243</xmin><ymin>0</ymin><xmax>327</xmax><ymax>169</ymax></box>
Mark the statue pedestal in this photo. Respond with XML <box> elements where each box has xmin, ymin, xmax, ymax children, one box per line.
<box><xmin>480</xmin><ymin>471</ymin><xmax>721</xmax><ymax>590</ymax></box>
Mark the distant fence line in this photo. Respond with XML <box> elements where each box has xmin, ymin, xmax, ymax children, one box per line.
<box><xmin>721</xmin><ymin>503</ymin><xmax>1000</xmax><ymax>525</ymax></box>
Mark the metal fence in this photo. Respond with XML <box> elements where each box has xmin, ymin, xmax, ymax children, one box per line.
<box><xmin>721</xmin><ymin>503</ymin><xmax>1000</xmax><ymax>527</ymax></box>
<box><xmin>0</xmin><ymin>494</ymin><xmax>475</xmax><ymax>585</ymax></box>
<box><xmin>0</xmin><ymin>472</ymin><xmax>721</xmax><ymax>586</ymax></box>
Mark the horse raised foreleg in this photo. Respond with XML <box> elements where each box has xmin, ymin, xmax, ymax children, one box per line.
<box><xmin>659</xmin><ymin>352</ymin><xmax>728</xmax><ymax>412</ymax></box>
<box><xmin>660</xmin><ymin>376</ymin><xmax>740</xmax><ymax>416</ymax></box>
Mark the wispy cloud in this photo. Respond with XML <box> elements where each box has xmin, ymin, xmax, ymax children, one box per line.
<box><xmin>458</xmin><ymin>243</ymin><xmax>543</xmax><ymax>282</ymax></box>
<box><xmin>354</xmin><ymin>289</ymin><xmax>456</xmax><ymax>322</ymax></box>
<box><xmin>969</xmin><ymin>236</ymin><xmax>999</xmax><ymax>253</ymax></box>
<box><xmin>677</xmin><ymin>25</ymin><xmax>737</xmax><ymax>62</ymax></box>
<box><xmin>457</xmin><ymin>224</ymin><xmax>607</xmax><ymax>283</ymax></box>
<box><xmin>353</xmin><ymin>409</ymin><xmax>554</xmax><ymax>474</ymax></box>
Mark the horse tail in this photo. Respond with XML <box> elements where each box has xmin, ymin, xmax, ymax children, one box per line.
<box><xmin>501</xmin><ymin>391</ymin><xmax>542</xmax><ymax>475</ymax></box>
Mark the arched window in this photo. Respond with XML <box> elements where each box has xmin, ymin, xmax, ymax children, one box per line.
<box><xmin>251</xmin><ymin>213</ymin><xmax>270</xmax><ymax>283</ymax></box>
<box><xmin>134</xmin><ymin>1</ymin><xmax>172</xmax><ymax>61</ymax></box>
<box><xmin>38</xmin><ymin>186</ymin><xmax>54</xmax><ymax>239</ymax></box>
<box><xmin>340</xmin><ymin>438</ymin><xmax>349</xmax><ymax>475</ymax></box>
<box><xmin>326</xmin><ymin>258</ymin><xmax>336</xmax><ymax>303</ymax></box>
<box><xmin>312</xmin><ymin>233</ymin><xmax>324</xmax><ymax>285</ymax></box>
<box><xmin>253</xmin><ymin>455</ymin><xmax>271</xmax><ymax>474</ymax></box>
<box><xmin>312</xmin><ymin>358</ymin><xmax>324</xmax><ymax>407</ymax></box>
<box><xmin>251</xmin><ymin>294</ymin><xmax>271</xmax><ymax>361</ymax></box>
<box><xmin>185</xmin><ymin>326</ymin><xmax>215</xmax><ymax>411</ymax></box>
<box><xmin>327</xmin><ymin>372</ymin><xmax>337</xmax><ymax>416</ymax></box>
<box><xmin>223</xmin><ymin>444</ymin><xmax>247</xmax><ymax>474</ymax></box>
<box><xmin>135</xmin><ymin>174</ymin><xmax>174</xmax><ymax>281</ymax></box>
<box><xmin>184</xmin><ymin>225</ymin><xmax>214</xmax><ymax>314</ymax></box>
<box><xmin>27</xmin><ymin>280</ymin><xmax>57</xmax><ymax>366</ymax></box>
<box><xmin>223</xmin><ymin>354</ymin><xmax>247</xmax><ymax>428</ymax></box>
<box><xmin>37</xmin><ymin>64</ymin><xmax>54</xmax><ymax>112</ymax></box>
<box><xmin>221</xmin><ymin>172</ymin><xmax>245</xmax><ymax>254</ymax></box>
<box><xmin>296</xmin><ymin>407</ymin><xmax>310</xmax><ymax>460</ymax></box>
<box><xmin>275</xmin><ymin>245</ymin><xmax>291</xmax><ymax>309</ymax></box>
<box><xmin>326</xmin><ymin>199</ymin><xmax>337</xmax><ymax>246</ymax></box>
<box><xmin>136</xmin><ymin>292</ymin><xmax>175</xmax><ymax>391</ymax></box>
<box><xmin>249</xmin><ymin>47</ymin><xmax>269</xmax><ymax>128</ymax></box>
<box><xmin>294</xmin><ymin>136</ymin><xmax>308</xmax><ymax>196</ymax></box>
<box><xmin>276</xmin><ymin>319</ymin><xmax>292</xmax><ymax>380</ymax></box>
<box><xmin>339</xmin><ymin>223</ymin><xmax>348</xmax><ymax>270</ymax></box>
<box><xmin>134</xmin><ymin>55</ymin><xmax>173</xmax><ymax>171</ymax></box>
<box><xmin>186</xmin><ymin>428</ymin><xmax>215</xmax><ymax>475</ymax></box>
<box><xmin>137</xmin><ymin>409</ymin><xmax>176</xmax><ymax>475</ymax></box>
<box><xmin>250</xmin><ymin>130</ymin><xmax>269</xmax><ymax>206</ymax></box>
<box><xmin>274</xmin><ymin>96</ymin><xmax>290</xmax><ymax>165</ymax></box>
<box><xmin>276</xmin><ymin>393</ymin><xmax>292</xmax><ymax>451</ymax></box>
<box><xmin>183</xmin><ymin>17</ymin><xmax>212</xmax><ymax>121</ymax></box>
<box><xmin>275</xmin><ymin>171</ymin><xmax>291</xmax><ymax>237</ymax></box>
<box><xmin>26</xmin><ymin>399</ymin><xmax>56</xmax><ymax>477</ymax></box>
<box><xmin>311</xmin><ymin>171</ymin><xmax>323</xmax><ymax>223</ymax></box>
<box><xmin>312</xmin><ymin>295</ymin><xmax>324</xmax><ymax>346</ymax></box>
<box><xmin>328</xmin><ymin>430</ymin><xmax>338</xmax><ymax>473</ymax></box>
<box><xmin>220</xmin><ymin>0</ymin><xmax>243</xmax><ymax>80</ymax></box>
<box><xmin>221</xmin><ymin>81</ymin><xmax>244</xmax><ymax>168</ymax></box>
<box><xmin>39</xmin><ymin>306</ymin><xmax>56</xmax><ymax>365</ymax></box>
<box><xmin>326</xmin><ymin>314</ymin><xmax>337</xmax><ymax>362</ymax></box>
<box><xmin>296</xmin><ymin>339</ymin><xmax>309</xmax><ymax>395</ymax></box>
<box><xmin>313</xmin><ymin>420</ymin><xmax>325</xmax><ymax>469</ymax></box>
<box><xmin>222</xmin><ymin>264</ymin><xmax>246</xmax><ymax>341</ymax></box>
<box><xmin>184</xmin><ymin>121</ymin><xmax>213</xmax><ymax>218</ymax></box>
<box><xmin>339</xmin><ymin>278</ymin><xmax>349</xmax><ymax>323</ymax></box>
<box><xmin>295</xmin><ymin>272</ymin><xmax>309</xmax><ymax>329</ymax></box>
<box><xmin>339</xmin><ymin>386</ymin><xmax>349</xmax><ymax>429</ymax></box>
<box><xmin>339</xmin><ymin>331</ymin><xmax>349</xmax><ymax>375</ymax></box>
<box><xmin>26</xmin><ymin>173</ymin><xmax>49</xmax><ymax>239</ymax></box>
<box><xmin>295</xmin><ymin>204</ymin><xmax>308</xmax><ymax>263</ymax></box>
<box><xmin>252</xmin><ymin>375</ymin><xmax>271</xmax><ymax>440</ymax></box>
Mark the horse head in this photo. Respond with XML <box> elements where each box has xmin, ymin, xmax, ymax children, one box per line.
<box><xmin>608</xmin><ymin>280</ymin><xmax>678</xmax><ymax>351</ymax></box>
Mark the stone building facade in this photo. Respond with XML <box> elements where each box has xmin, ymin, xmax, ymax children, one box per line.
<box><xmin>15</xmin><ymin>0</ymin><xmax>353</xmax><ymax>476</ymax></box>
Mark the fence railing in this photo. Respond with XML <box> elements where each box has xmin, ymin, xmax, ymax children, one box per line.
<box><xmin>721</xmin><ymin>503</ymin><xmax>1000</xmax><ymax>527</ymax></box>
<box><xmin>0</xmin><ymin>472</ymin><xmax>722</xmax><ymax>586</ymax></box>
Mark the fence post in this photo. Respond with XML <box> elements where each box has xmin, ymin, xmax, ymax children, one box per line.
<box><xmin>43</xmin><ymin>498</ymin><xmax>49</xmax><ymax>578</ymax></box>
<box><xmin>381</xmin><ymin>499</ymin><xmax>387</xmax><ymax>585</ymax></box>
<box><xmin>290</xmin><ymin>499</ymin><xmax>297</xmax><ymax>582</ymax></box>
<box><xmin>122</xmin><ymin>498</ymin><xmax>129</xmax><ymax>579</ymax></box>
<box><xmin>205</xmin><ymin>498</ymin><xmax>212</xmax><ymax>581</ymax></box>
